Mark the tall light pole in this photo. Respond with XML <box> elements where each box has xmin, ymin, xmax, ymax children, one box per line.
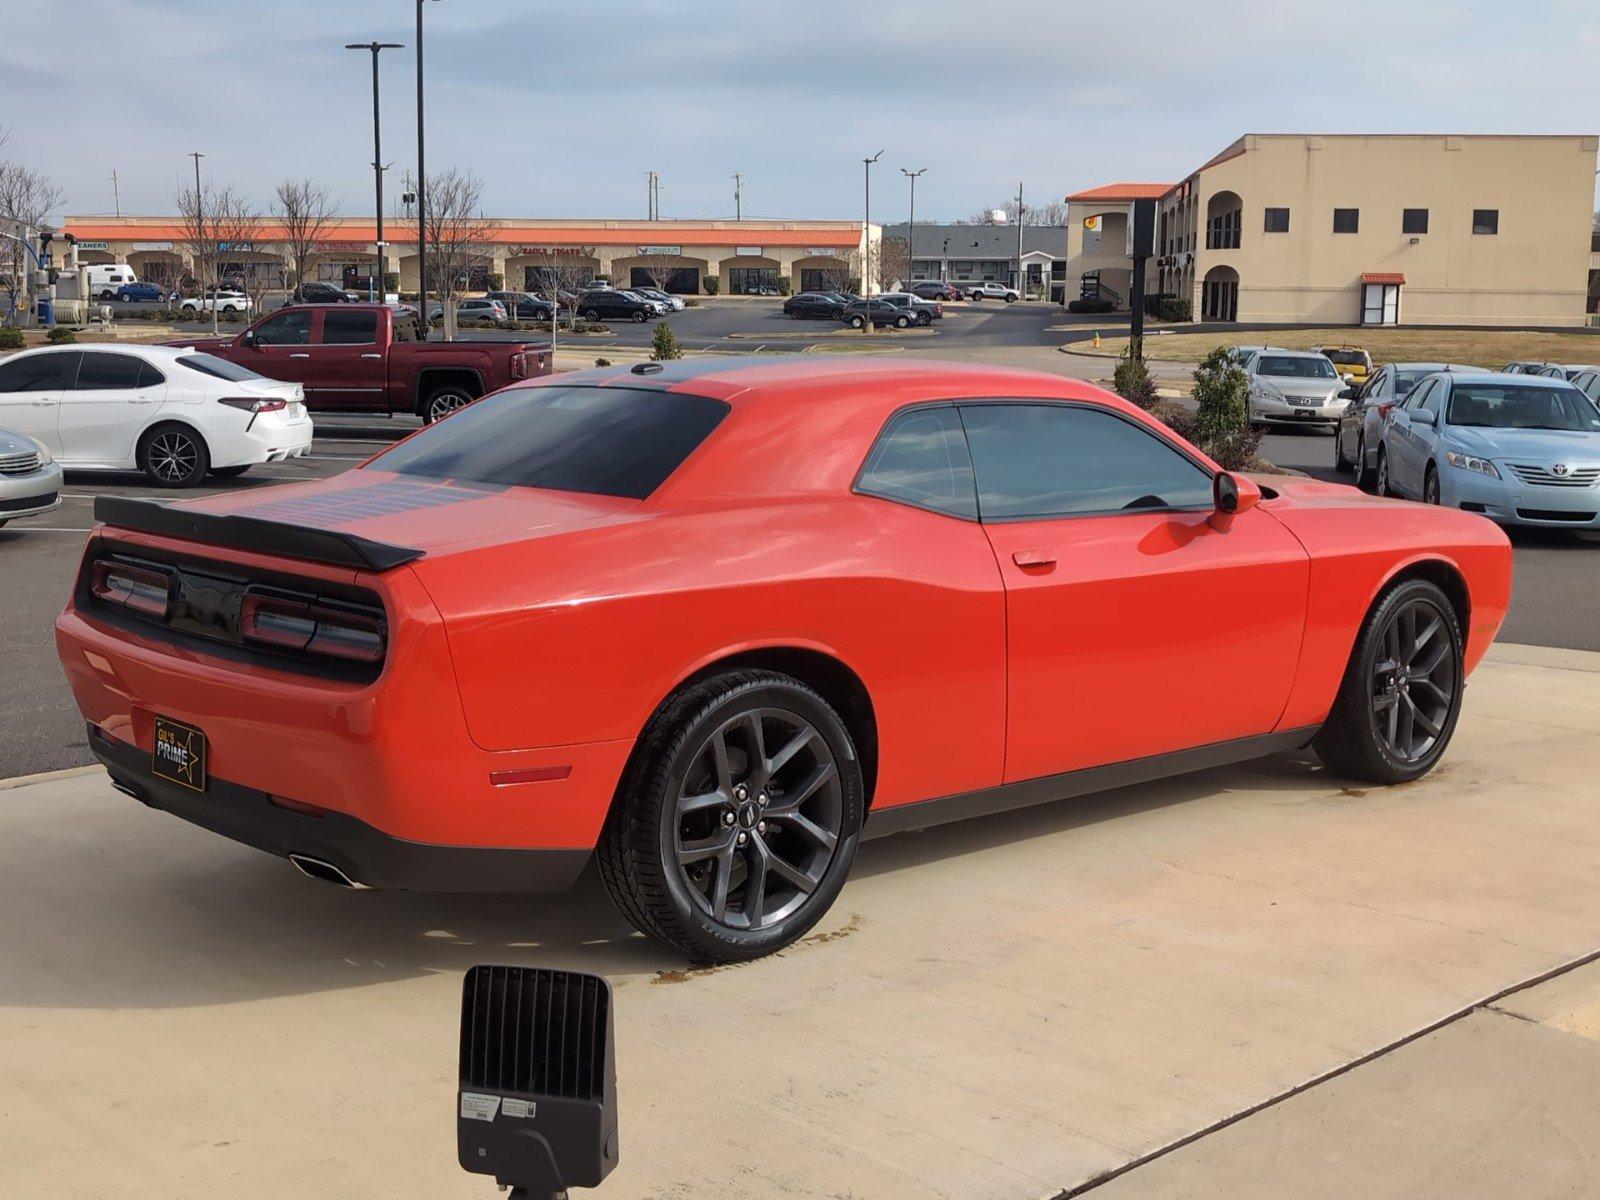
<box><xmin>732</xmin><ymin>171</ymin><xmax>743</xmax><ymax>221</ymax></box>
<box><xmin>415</xmin><ymin>0</ymin><xmax>440</xmax><ymax>339</ymax></box>
<box><xmin>900</xmin><ymin>167</ymin><xmax>925</xmax><ymax>288</ymax></box>
<box><xmin>862</xmin><ymin>150</ymin><xmax>883</xmax><ymax>333</ymax></box>
<box><xmin>346</xmin><ymin>41</ymin><xmax>404</xmax><ymax>303</ymax></box>
<box><xmin>1013</xmin><ymin>181</ymin><xmax>1025</xmax><ymax>297</ymax></box>
<box><xmin>188</xmin><ymin>151</ymin><xmax>216</xmax><ymax>334</ymax></box>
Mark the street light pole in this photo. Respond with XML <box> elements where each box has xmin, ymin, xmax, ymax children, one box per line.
<box><xmin>415</xmin><ymin>0</ymin><xmax>438</xmax><ymax>339</ymax></box>
<box><xmin>733</xmin><ymin>172</ymin><xmax>743</xmax><ymax>221</ymax></box>
<box><xmin>900</xmin><ymin>168</ymin><xmax>925</xmax><ymax>289</ymax></box>
<box><xmin>862</xmin><ymin>150</ymin><xmax>882</xmax><ymax>334</ymax></box>
<box><xmin>188</xmin><ymin>151</ymin><xmax>215</xmax><ymax>334</ymax></box>
<box><xmin>1014</xmin><ymin>181</ymin><xmax>1026</xmax><ymax>298</ymax></box>
<box><xmin>347</xmin><ymin>41</ymin><xmax>404</xmax><ymax>304</ymax></box>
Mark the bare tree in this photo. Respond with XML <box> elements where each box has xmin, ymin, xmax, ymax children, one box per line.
<box><xmin>0</xmin><ymin>131</ymin><xmax>63</xmax><ymax>326</ymax></box>
<box><xmin>876</xmin><ymin>236</ymin><xmax>911</xmax><ymax>291</ymax></box>
<box><xmin>519</xmin><ymin>246</ymin><xmax>597</xmax><ymax>316</ymax></box>
<box><xmin>815</xmin><ymin>252</ymin><xmax>856</xmax><ymax>294</ymax></box>
<box><xmin>633</xmin><ymin>249</ymin><xmax>682</xmax><ymax>294</ymax></box>
<box><xmin>272</xmin><ymin>178</ymin><xmax>339</xmax><ymax>295</ymax></box>
<box><xmin>212</xmin><ymin>192</ymin><xmax>270</xmax><ymax>320</ymax></box>
<box><xmin>422</xmin><ymin>166</ymin><xmax>494</xmax><ymax>338</ymax></box>
<box><xmin>957</xmin><ymin>198</ymin><xmax>1069</xmax><ymax>226</ymax></box>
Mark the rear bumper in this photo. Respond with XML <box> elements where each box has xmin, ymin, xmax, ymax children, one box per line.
<box><xmin>90</xmin><ymin>724</ymin><xmax>591</xmax><ymax>892</ymax></box>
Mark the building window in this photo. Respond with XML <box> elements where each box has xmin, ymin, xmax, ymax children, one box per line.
<box><xmin>1333</xmin><ymin>208</ymin><xmax>1360</xmax><ymax>234</ymax></box>
<box><xmin>1402</xmin><ymin>208</ymin><xmax>1429</xmax><ymax>235</ymax></box>
<box><xmin>1206</xmin><ymin>208</ymin><xmax>1242</xmax><ymax>250</ymax></box>
<box><xmin>1473</xmin><ymin>209</ymin><xmax>1499</xmax><ymax>235</ymax></box>
<box><xmin>1264</xmin><ymin>207</ymin><xmax>1290</xmax><ymax>233</ymax></box>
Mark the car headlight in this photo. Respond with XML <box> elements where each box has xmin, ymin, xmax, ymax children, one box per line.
<box><xmin>1445</xmin><ymin>450</ymin><xmax>1500</xmax><ymax>478</ymax></box>
<box><xmin>30</xmin><ymin>437</ymin><xmax>53</xmax><ymax>466</ymax></box>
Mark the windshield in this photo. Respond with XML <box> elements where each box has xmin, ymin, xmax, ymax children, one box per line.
<box><xmin>1258</xmin><ymin>355</ymin><xmax>1337</xmax><ymax>379</ymax></box>
<box><xmin>369</xmin><ymin>384</ymin><xmax>731</xmax><ymax>499</ymax></box>
<box><xmin>1447</xmin><ymin>384</ymin><xmax>1600</xmax><ymax>432</ymax></box>
<box><xmin>178</xmin><ymin>353</ymin><xmax>269</xmax><ymax>383</ymax></box>
<box><xmin>1322</xmin><ymin>350</ymin><xmax>1368</xmax><ymax>366</ymax></box>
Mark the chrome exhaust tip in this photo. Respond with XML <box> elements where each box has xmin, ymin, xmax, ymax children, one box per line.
<box><xmin>287</xmin><ymin>853</ymin><xmax>369</xmax><ymax>890</ymax></box>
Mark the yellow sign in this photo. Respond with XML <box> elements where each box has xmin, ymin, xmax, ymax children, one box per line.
<box><xmin>1083</xmin><ymin>215</ymin><xmax>1102</xmax><ymax>232</ymax></box>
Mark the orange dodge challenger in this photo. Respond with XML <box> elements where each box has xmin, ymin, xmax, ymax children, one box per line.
<box><xmin>57</xmin><ymin>358</ymin><xmax>1512</xmax><ymax>962</ymax></box>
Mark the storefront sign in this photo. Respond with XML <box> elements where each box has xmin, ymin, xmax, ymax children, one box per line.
<box><xmin>130</xmin><ymin>241</ymin><xmax>174</xmax><ymax>251</ymax></box>
<box><xmin>76</xmin><ymin>240</ymin><xmax>109</xmax><ymax>251</ymax></box>
<box><xmin>803</xmin><ymin>247</ymin><xmax>844</xmax><ymax>257</ymax></box>
<box><xmin>637</xmin><ymin>245</ymin><xmax>681</xmax><ymax>256</ymax></box>
<box><xmin>734</xmin><ymin>245</ymin><xmax>763</xmax><ymax>257</ymax></box>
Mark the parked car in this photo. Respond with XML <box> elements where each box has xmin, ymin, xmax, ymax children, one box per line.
<box><xmin>55</xmin><ymin>359</ymin><xmax>1511</xmax><ymax>965</ymax></box>
<box><xmin>878</xmin><ymin>292</ymin><xmax>942</xmax><ymax>324</ymax></box>
<box><xmin>1503</xmin><ymin>361</ymin><xmax>1551</xmax><ymax>375</ymax></box>
<box><xmin>632</xmin><ymin>287</ymin><xmax>686</xmax><ymax>312</ymax></box>
<box><xmin>165</xmin><ymin>303</ymin><xmax>549</xmax><ymax>423</ymax></box>
<box><xmin>1245</xmin><ymin>349</ymin><xmax>1350</xmax><ymax>429</ymax></box>
<box><xmin>287</xmin><ymin>281</ymin><xmax>357</xmax><ymax>305</ymax></box>
<box><xmin>1533</xmin><ymin>363</ymin><xmax>1591</xmax><ymax>381</ymax></box>
<box><xmin>86</xmin><ymin>263</ymin><xmax>139</xmax><ymax>299</ymax></box>
<box><xmin>1314</xmin><ymin>345</ymin><xmax>1373</xmax><ymax>386</ymax></box>
<box><xmin>486</xmin><ymin>292</ymin><xmax>556</xmax><ymax>322</ymax></box>
<box><xmin>1375</xmin><ymin>371</ymin><xmax>1600</xmax><ymax>527</ymax></box>
<box><xmin>431</xmin><ymin>298</ymin><xmax>509</xmax><ymax>328</ymax></box>
<box><xmin>782</xmin><ymin>292</ymin><xmax>847</xmax><ymax>320</ymax></box>
<box><xmin>1568</xmin><ymin>368</ymin><xmax>1600</xmax><ymax>404</ymax></box>
<box><xmin>575</xmin><ymin>290</ymin><xmax>657</xmax><ymax>323</ymax></box>
<box><xmin>965</xmin><ymin>282</ymin><xmax>1019</xmax><ymax>302</ymax></box>
<box><xmin>0</xmin><ymin>425</ymin><xmax>63</xmax><ymax>528</ymax></box>
<box><xmin>179</xmin><ymin>291</ymin><xmax>253</xmax><ymax>316</ymax></box>
<box><xmin>842</xmin><ymin>298</ymin><xmax>914</xmax><ymax>329</ymax></box>
<box><xmin>114</xmin><ymin>282</ymin><xmax>165</xmax><ymax>303</ymax></box>
<box><xmin>910</xmin><ymin>281</ymin><xmax>960</xmax><ymax>301</ymax></box>
<box><xmin>1335</xmin><ymin>362</ymin><xmax>1474</xmax><ymax>490</ymax></box>
<box><xmin>0</xmin><ymin>345</ymin><xmax>311</xmax><ymax>487</ymax></box>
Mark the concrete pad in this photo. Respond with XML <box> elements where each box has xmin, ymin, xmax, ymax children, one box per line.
<box><xmin>1</xmin><ymin>646</ymin><xmax>1598</xmax><ymax>1199</ymax></box>
<box><xmin>1085</xmin><ymin>1009</ymin><xmax>1600</xmax><ymax>1200</ymax></box>
<box><xmin>1493</xmin><ymin>958</ymin><xmax>1600</xmax><ymax>1041</ymax></box>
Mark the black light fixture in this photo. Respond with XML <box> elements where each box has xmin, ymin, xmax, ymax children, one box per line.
<box><xmin>458</xmin><ymin>965</ymin><xmax>619</xmax><ymax>1200</ymax></box>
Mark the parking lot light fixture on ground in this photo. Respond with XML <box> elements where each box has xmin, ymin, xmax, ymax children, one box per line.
<box><xmin>345</xmin><ymin>41</ymin><xmax>404</xmax><ymax>304</ymax></box>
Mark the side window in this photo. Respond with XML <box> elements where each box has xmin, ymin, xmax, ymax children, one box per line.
<box><xmin>73</xmin><ymin>352</ymin><xmax>147</xmax><ymax>391</ymax></box>
<box><xmin>1418</xmin><ymin>383</ymin><xmax>1445</xmax><ymax>416</ymax></box>
<box><xmin>0</xmin><ymin>352</ymin><xmax>71</xmax><ymax>392</ymax></box>
<box><xmin>1404</xmin><ymin>380</ymin><xmax>1435</xmax><ymax>411</ymax></box>
<box><xmin>856</xmin><ymin>406</ymin><xmax>977</xmax><ymax>520</ymax></box>
<box><xmin>253</xmin><ymin>310</ymin><xmax>314</xmax><ymax>346</ymax></box>
<box><xmin>321</xmin><ymin>310</ymin><xmax>379</xmax><ymax>345</ymax></box>
<box><xmin>959</xmin><ymin>403</ymin><xmax>1213</xmax><ymax>521</ymax></box>
<box><xmin>137</xmin><ymin>360</ymin><xmax>166</xmax><ymax>388</ymax></box>
<box><xmin>1358</xmin><ymin>370</ymin><xmax>1384</xmax><ymax>402</ymax></box>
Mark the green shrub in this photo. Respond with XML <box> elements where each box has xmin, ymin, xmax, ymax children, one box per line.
<box><xmin>0</xmin><ymin>325</ymin><xmax>25</xmax><ymax>349</ymax></box>
<box><xmin>1192</xmin><ymin>345</ymin><xmax>1250</xmax><ymax>445</ymax></box>
<box><xmin>650</xmin><ymin>320</ymin><xmax>683</xmax><ymax>361</ymax></box>
<box><xmin>594</xmin><ymin>357</ymin><xmax>612</xmax><ymax>367</ymax></box>
<box><xmin>383</xmin><ymin>272</ymin><xmax>400</xmax><ymax>292</ymax></box>
<box><xmin>486</xmin><ymin>272</ymin><xmax>504</xmax><ymax>292</ymax></box>
<box><xmin>683</xmin><ymin>297</ymin><xmax>701</xmax><ymax>307</ymax></box>
<box><xmin>702</xmin><ymin>275</ymin><xmax>720</xmax><ymax>296</ymax></box>
<box><xmin>1068</xmin><ymin>297</ymin><xmax>1115</xmax><ymax>314</ymax></box>
<box><xmin>777</xmin><ymin>276</ymin><xmax>791</xmax><ymax>296</ymax></box>
<box><xmin>46</xmin><ymin>325</ymin><xmax>78</xmax><ymax>344</ymax></box>
<box><xmin>1112</xmin><ymin>344</ymin><xmax>1158</xmax><ymax>409</ymax></box>
<box><xmin>1156</xmin><ymin>297</ymin><xmax>1192</xmax><ymax>322</ymax></box>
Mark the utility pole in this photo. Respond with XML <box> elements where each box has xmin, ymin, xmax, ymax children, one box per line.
<box><xmin>862</xmin><ymin>150</ymin><xmax>883</xmax><ymax>333</ymax></box>
<box><xmin>900</xmin><ymin>168</ymin><xmax>925</xmax><ymax>288</ymax></box>
<box><xmin>732</xmin><ymin>172</ymin><xmax>743</xmax><ymax>221</ymax></box>
<box><xmin>188</xmin><ymin>151</ymin><xmax>216</xmax><ymax>334</ymax></box>
<box><xmin>1013</xmin><ymin>181</ymin><xmax>1025</xmax><ymax>298</ymax></box>
<box><xmin>415</xmin><ymin>0</ymin><xmax>436</xmax><ymax>340</ymax></box>
<box><xmin>110</xmin><ymin>170</ymin><xmax>121</xmax><ymax>218</ymax></box>
<box><xmin>347</xmin><ymin>41</ymin><xmax>404</xmax><ymax>303</ymax></box>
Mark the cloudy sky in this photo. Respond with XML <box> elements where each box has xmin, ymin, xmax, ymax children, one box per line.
<box><xmin>7</xmin><ymin>0</ymin><xmax>1600</xmax><ymax>222</ymax></box>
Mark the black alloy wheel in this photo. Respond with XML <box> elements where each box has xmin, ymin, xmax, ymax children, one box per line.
<box><xmin>139</xmin><ymin>424</ymin><xmax>210</xmax><ymax>487</ymax></box>
<box><xmin>1314</xmin><ymin>579</ymin><xmax>1464</xmax><ymax>783</ymax></box>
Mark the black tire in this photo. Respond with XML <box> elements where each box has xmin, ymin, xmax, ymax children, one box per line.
<box><xmin>1313</xmin><ymin>578</ymin><xmax>1465</xmax><ymax>784</ymax></box>
<box><xmin>210</xmin><ymin>464</ymin><xmax>251</xmax><ymax>479</ymax></box>
<box><xmin>1004</xmin><ymin>294</ymin><xmax>1017</xmax><ymax>303</ymax></box>
<box><xmin>582</xmin><ymin>308</ymin><xmax>601</xmax><ymax>322</ymax></box>
<box><xmin>894</xmin><ymin>315</ymin><xmax>910</xmax><ymax>329</ymax></box>
<box><xmin>632</xmin><ymin>311</ymin><xmax>647</xmax><ymax>323</ymax></box>
<box><xmin>1333</xmin><ymin>429</ymin><xmax>1352</xmax><ymax>471</ymax></box>
<box><xmin>849</xmin><ymin>316</ymin><xmax>865</xmax><ymax>329</ymax></box>
<box><xmin>138</xmin><ymin>422</ymin><xmax>210</xmax><ymax>488</ymax></box>
<box><xmin>917</xmin><ymin>312</ymin><xmax>932</xmax><ymax>326</ymax></box>
<box><xmin>596</xmin><ymin>670</ymin><xmax>864</xmax><ymax>964</ymax></box>
<box><xmin>421</xmin><ymin>385</ymin><xmax>477</xmax><ymax>424</ymax></box>
<box><xmin>1375</xmin><ymin>445</ymin><xmax>1393</xmax><ymax>497</ymax></box>
<box><xmin>1423</xmin><ymin>465</ymin><xmax>1441</xmax><ymax>505</ymax></box>
<box><xmin>1354</xmin><ymin>432</ymin><xmax>1375</xmax><ymax>492</ymax></box>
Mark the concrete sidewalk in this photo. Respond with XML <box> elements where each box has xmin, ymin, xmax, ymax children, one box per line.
<box><xmin>1</xmin><ymin>644</ymin><xmax>1597</xmax><ymax>1199</ymax></box>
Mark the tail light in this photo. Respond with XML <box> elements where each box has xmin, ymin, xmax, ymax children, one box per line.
<box><xmin>241</xmin><ymin>591</ymin><xmax>385</xmax><ymax>663</ymax></box>
<box><xmin>510</xmin><ymin>351</ymin><xmax>528</xmax><ymax>380</ymax></box>
<box><xmin>1376</xmin><ymin>402</ymin><xmax>1395</xmax><ymax>420</ymax></box>
<box><xmin>218</xmin><ymin>397</ymin><xmax>288</xmax><ymax>414</ymax></box>
<box><xmin>89</xmin><ymin>560</ymin><xmax>172</xmax><ymax>618</ymax></box>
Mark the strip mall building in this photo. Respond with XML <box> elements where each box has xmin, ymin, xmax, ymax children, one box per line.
<box><xmin>58</xmin><ymin>216</ymin><xmax>876</xmax><ymax>296</ymax></box>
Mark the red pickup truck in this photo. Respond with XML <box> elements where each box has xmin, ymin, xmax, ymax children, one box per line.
<box><xmin>166</xmin><ymin>304</ymin><xmax>550</xmax><ymax>422</ymax></box>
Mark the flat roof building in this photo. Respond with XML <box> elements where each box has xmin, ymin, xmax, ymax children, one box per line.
<box><xmin>884</xmin><ymin>222</ymin><xmax>1070</xmax><ymax>300</ymax></box>
<box><xmin>1065</xmin><ymin>134</ymin><xmax>1598</xmax><ymax>327</ymax></box>
<box><xmin>60</xmin><ymin>215</ymin><xmax>874</xmax><ymax>296</ymax></box>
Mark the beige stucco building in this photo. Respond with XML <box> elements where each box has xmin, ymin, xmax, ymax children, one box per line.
<box><xmin>59</xmin><ymin>215</ymin><xmax>876</xmax><ymax>297</ymax></box>
<box><xmin>1066</xmin><ymin>134</ymin><xmax>1598</xmax><ymax>327</ymax></box>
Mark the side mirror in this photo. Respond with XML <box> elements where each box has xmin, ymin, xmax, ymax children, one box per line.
<box><xmin>1341</xmin><ymin>372</ymin><xmax>1354</xmax><ymax>383</ymax></box>
<box><xmin>239</xmin><ymin>329</ymin><xmax>257</xmax><ymax>348</ymax></box>
<box><xmin>1211</xmin><ymin>471</ymin><xmax>1261</xmax><ymax>530</ymax></box>
<box><xmin>1339</xmin><ymin>385</ymin><xmax>1358</xmax><ymax>400</ymax></box>
<box><xmin>1412</xmin><ymin>409</ymin><xmax>1437</xmax><ymax>427</ymax></box>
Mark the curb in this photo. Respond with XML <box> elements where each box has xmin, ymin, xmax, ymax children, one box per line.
<box><xmin>0</xmin><ymin>764</ymin><xmax>102</xmax><ymax>792</ymax></box>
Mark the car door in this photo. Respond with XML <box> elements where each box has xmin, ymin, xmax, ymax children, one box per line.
<box><xmin>1406</xmin><ymin>378</ymin><xmax>1449</xmax><ymax>485</ymax></box>
<box><xmin>58</xmin><ymin>350</ymin><xmax>167</xmax><ymax>466</ymax></box>
<box><xmin>307</xmin><ymin>308</ymin><xmax>385</xmax><ymax>410</ymax></box>
<box><xmin>0</xmin><ymin>351</ymin><xmax>75</xmax><ymax>453</ymax></box>
<box><xmin>239</xmin><ymin>308</ymin><xmax>318</xmax><ymax>389</ymax></box>
<box><xmin>959</xmin><ymin>401</ymin><xmax>1310</xmax><ymax>783</ymax></box>
<box><xmin>1385</xmin><ymin>379</ymin><xmax>1436</xmax><ymax>496</ymax></box>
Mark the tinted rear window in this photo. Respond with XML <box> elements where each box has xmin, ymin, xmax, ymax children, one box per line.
<box><xmin>178</xmin><ymin>353</ymin><xmax>267</xmax><ymax>382</ymax></box>
<box><xmin>369</xmin><ymin>384</ymin><xmax>730</xmax><ymax>499</ymax></box>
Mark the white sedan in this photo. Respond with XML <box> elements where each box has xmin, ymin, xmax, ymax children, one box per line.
<box><xmin>178</xmin><ymin>290</ymin><xmax>253</xmax><ymax>315</ymax></box>
<box><xmin>0</xmin><ymin>344</ymin><xmax>312</xmax><ymax>487</ymax></box>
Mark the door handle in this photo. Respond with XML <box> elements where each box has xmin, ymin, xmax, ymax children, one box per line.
<box><xmin>1012</xmin><ymin>549</ymin><xmax>1056</xmax><ymax>569</ymax></box>
<box><xmin>32</xmin><ymin>398</ymin><xmax>57</xmax><ymax>406</ymax></box>
<box><xmin>289</xmin><ymin>353</ymin><xmax>311</xmax><ymax>359</ymax></box>
<box><xmin>360</xmin><ymin>353</ymin><xmax>382</xmax><ymax>359</ymax></box>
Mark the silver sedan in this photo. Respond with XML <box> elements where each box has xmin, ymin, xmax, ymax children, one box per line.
<box><xmin>0</xmin><ymin>426</ymin><xmax>63</xmax><ymax>529</ymax></box>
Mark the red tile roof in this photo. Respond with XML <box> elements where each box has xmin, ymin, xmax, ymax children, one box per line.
<box><xmin>1064</xmin><ymin>183</ymin><xmax>1174</xmax><ymax>203</ymax></box>
<box><xmin>1361</xmin><ymin>272</ymin><xmax>1406</xmax><ymax>285</ymax></box>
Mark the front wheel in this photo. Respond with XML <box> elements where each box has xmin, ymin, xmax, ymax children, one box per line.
<box><xmin>138</xmin><ymin>423</ymin><xmax>210</xmax><ymax>487</ymax></box>
<box><xmin>632</xmin><ymin>311</ymin><xmax>647</xmax><ymax>323</ymax></box>
<box><xmin>1314</xmin><ymin>578</ymin><xmax>1464</xmax><ymax>784</ymax></box>
<box><xmin>1004</xmin><ymin>294</ymin><xmax>1017</xmax><ymax>303</ymax></box>
<box><xmin>582</xmin><ymin>308</ymin><xmax>601</xmax><ymax>322</ymax></box>
<box><xmin>894</xmin><ymin>315</ymin><xmax>910</xmax><ymax>328</ymax></box>
<box><xmin>1333</xmin><ymin>429</ymin><xmax>1352</xmax><ymax>471</ymax></box>
<box><xmin>596</xmin><ymin>670</ymin><xmax>864</xmax><ymax>964</ymax></box>
<box><xmin>1423</xmin><ymin>466</ymin><xmax>1441</xmax><ymax>505</ymax></box>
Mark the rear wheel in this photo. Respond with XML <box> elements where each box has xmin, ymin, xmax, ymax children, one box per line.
<box><xmin>849</xmin><ymin>316</ymin><xmax>865</xmax><ymax>329</ymax></box>
<box><xmin>1354</xmin><ymin>432</ymin><xmax>1375</xmax><ymax>491</ymax></box>
<box><xmin>422</xmin><ymin>385</ymin><xmax>476</xmax><ymax>423</ymax></box>
<box><xmin>596</xmin><ymin>670</ymin><xmax>864</xmax><ymax>964</ymax></box>
<box><xmin>138</xmin><ymin>423</ymin><xmax>210</xmax><ymax>488</ymax></box>
<box><xmin>582</xmin><ymin>308</ymin><xmax>600</xmax><ymax>322</ymax></box>
<box><xmin>1313</xmin><ymin>578</ymin><xmax>1464</xmax><ymax>784</ymax></box>
<box><xmin>1375</xmin><ymin>446</ymin><xmax>1393</xmax><ymax>497</ymax></box>
<box><xmin>632</xmin><ymin>311</ymin><xmax>647</xmax><ymax>323</ymax></box>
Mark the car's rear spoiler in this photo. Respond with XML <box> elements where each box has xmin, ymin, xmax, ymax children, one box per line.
<box><xmin>93</xmin><ymin>496</ymin><xmax>425</xmax><ymax>572</ymax></box>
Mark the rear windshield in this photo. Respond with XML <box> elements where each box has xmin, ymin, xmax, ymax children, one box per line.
<box><xmin>368</xmin><ymin>384</ymin><xmax>730</xmax><ymax>499</ymax></box>
<box><xmin>178</xmin><ymin>353</ymin><xmax>268</xmax><ymax>382</ymax></box>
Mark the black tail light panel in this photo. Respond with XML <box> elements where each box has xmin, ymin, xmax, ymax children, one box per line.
<box><xmin>77</xmin><ymin>539</ymin><xmax>389</xmax><ymax>683</ymax></box>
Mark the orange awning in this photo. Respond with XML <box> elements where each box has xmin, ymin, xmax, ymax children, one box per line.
<box><xmin>1361</xmin><ymin>272</ymin><xmax>1405</xmax><ymax>285</ymax></box>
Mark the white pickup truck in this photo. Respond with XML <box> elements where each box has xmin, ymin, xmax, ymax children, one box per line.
<box><xmin>964</xmin><ymin>282</ymin><xmax>1019</xmax><ymax>302</ymax></box>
